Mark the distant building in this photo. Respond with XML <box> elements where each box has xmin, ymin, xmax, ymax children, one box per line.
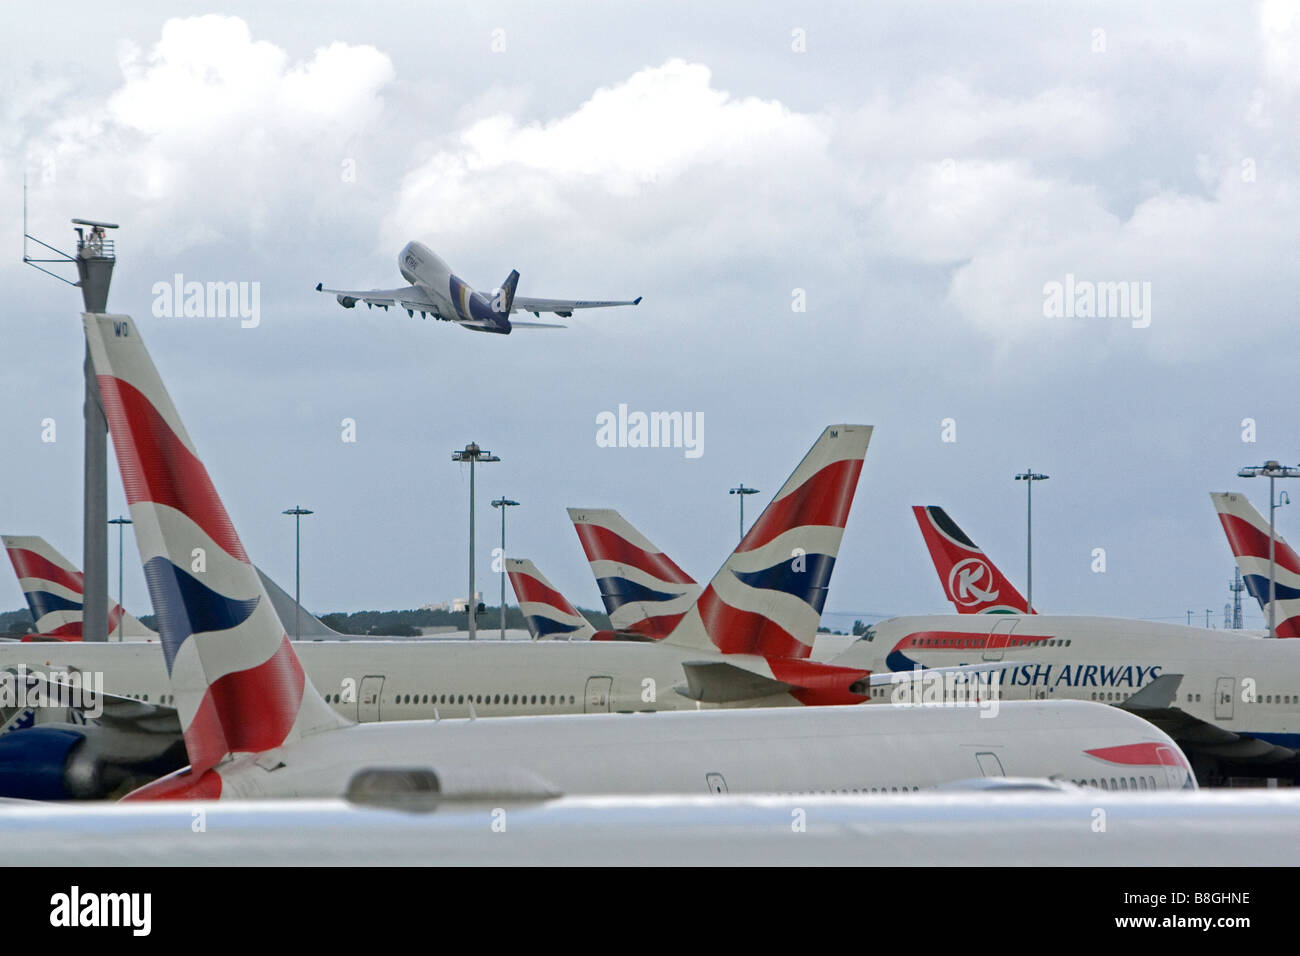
<box><xmin>451</xmin><ymin>593</ymin><xmax>482</xmax><ymax>613</ymax></box>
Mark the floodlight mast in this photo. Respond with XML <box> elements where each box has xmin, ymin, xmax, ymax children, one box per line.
<box><xmin>21</xmin><ymin>184</ymin><xmax>119</xmax><ymax>641</ymax></box>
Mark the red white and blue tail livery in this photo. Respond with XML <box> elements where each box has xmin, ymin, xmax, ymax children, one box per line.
<box><xmin>1212</xmin><ymin>491</ymin><xmax>1300</xmax><ymax>637</ymax></box>
<box><xmin>85</xmin><ymin>313</ymin><xmax>347</xmax><ymax>796</ymax></box>
<box><xmin>659</xmin><ymin>426</ymin><xmax>873</xmax><ymax>705</ymax></box>
<box><xmin>2</xmin><ymin>534</ymin><xmax>155</xmax><ymax>641</ymax></box>
<box><xmin>506</xmin><ymin>558</ymin><xmax>597</xmax><ymax>641</ymax></box>
<box><xmin>664</xmin><ymin>425</ymin><xmax>870</xmax><ymax>659</ymax></box>
<box><xmin>912</xmin><ymin>506</ymin><xmax>1032</xmax><ymax>614</ymax></box>
<box><xmin>567</xmin><ymin>508</ymin><xmax>699</xmax><ymax>639</ymax></box>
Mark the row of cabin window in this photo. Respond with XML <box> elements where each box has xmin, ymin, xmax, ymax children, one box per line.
<box><xmin>1072</xmin><ymin>776</ymin><xmax>1158</xmax><ymax>791</ymax></box>
<box><xmin>124</xmin><ymin>693</ymin><xmax>174</xmax><ymax>704</ymax></box>
<box><xmin>789</xmin><ymin>787</ymin><xmax>923</xmax><ymax>794</ymax></box>
<box><xmin>324</xmin><ymin>693</ymin><xmax>579</xmax><ymax>707</ymax></box>
<box><xmin>1247</xmin><ymin>694</ymin><xmax>1297</xmax><ymax>705</ymax></box>
<box><xmin>913</xmin><ymin>637</ymin><xmax>1073</xmax><ymax>648</ymax></box>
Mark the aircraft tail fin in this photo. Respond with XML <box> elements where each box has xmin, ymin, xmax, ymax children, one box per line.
<box><xmin>566</xmin><ymin>507</ymin><xmax>699</xmax><ymax>639</ymax></box>
<box><xmin>2</xmin><ymin>534</ymin><xmax>157</xmax><ymax>641</ymax></box>
<box><xmin>662</xmin><ymin>425</ymin><xmax>871</xmax><ymax>658</ymax></box>
<box><xmin>496</xmin><ymin>270</ymin><xmax>520</xmax><ymax>316</ymax></box>
<box><xmin>506</xmin><ymin>558</ymin><xmax>596</xmax><ymax>641</ymax></box>
<box><xmin>85</xmin><ymin>313</ymin><xmax>348</xmax><ymax>796</ymax></box>
<box><xmin>911</xmin><ymin>505</ymin><xmax>1032</xmax><ymax>614</ymax></box>
<box><xmin>1211</xmin><ymin>491</ymin><xmax>1300</xmax><ymax>637</ymax></box>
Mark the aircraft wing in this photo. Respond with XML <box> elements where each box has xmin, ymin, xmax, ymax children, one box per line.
<box><xmin>1</xmin><ymin>669</ymin><xmax>180</xmax><ymax>738</ymax></box>
<box><xmin>315</xmin><ymin>283</ymin><xmax>440</xmax><ymax>314</ymax></box>
<box><xmin>1119</xmin><ymin>674</ymin><xmax>1299</xmax><ymax>767</ymax></box>
<box><xmin>512</xmin><ymin>295</ymin><xmax>642</xmax><ymax>318</ymax></box>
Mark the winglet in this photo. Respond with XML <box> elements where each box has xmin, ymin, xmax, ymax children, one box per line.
<box><xmin>315</xmin><ymin>282</ymin><xmax>323</xmax><ymax>292</ymax></box>
<box><xmin>633</xmin><ymin>296</ymin><xmax>642</xmax><ymax>305</ymax></box>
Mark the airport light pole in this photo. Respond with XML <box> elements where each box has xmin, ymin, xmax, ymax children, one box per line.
<box><xmin>453</xmin><ymin>443</ymin><xmax>500</xmax><ymax>639</ymax></box>
<box><xmin>729</xmin><ymin>483</ymin><xmax>759</xmax><ymax>542</ymax></box>
<box><xmin>282</xmin><ymin>506</ymin><xmax>314</xmax><ymax>640</ymax></box>
<box><xmin>491</xmin><ymin>497</ymin><xmax>520</xmax><ymax>640</ymax></box>
<box><xmin>107</xmin><ymin>515</ymin><xmax>131</xmax><ymax>625</ymax></box>
<box><xmin>1237</xmin><ymin>461</ymin><xmax>1300</xmax><ymax>637</ymax></box>
<box><xmin>1013</xmin><ymin>469</ymin><xmax>1049</xmax><ymax>613</ymax></box>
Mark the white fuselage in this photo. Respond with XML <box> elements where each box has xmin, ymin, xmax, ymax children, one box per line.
<box><xmin>158</xmin><ymin>699</ymin><xmax>1195</xmax><ymax>800</ymax></box>
<box><xmin>1</xmin><ymin>638</ymin><xmax>805</xmax><ymax>721</ymax></box>
<box><xmin>840</xmin><ymin>614</ymin><xmax>1300</xmax><ymax>754</ymax></box>
<box><xmin>397</xmin><ymin>241</ymin><xmax>459</xmax><ymax>318</ymax></box>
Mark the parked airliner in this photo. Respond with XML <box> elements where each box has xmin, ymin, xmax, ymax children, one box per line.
<box><xmin>316</xmin><ymin>241</ymin><xmax>641</xmax><ymax>334</ymax></box>
<box><xmin>843</xmin><ymin>611</ymin><xmax>1300</xmax><ymax>781</ymax></box>
<box><xmin>1</xmin><ymin>327</ymin><xmax>882</xmax><ymax>796</ymax></box>
<box><xmin>73</xmin><ymin>311</ymin><xmax>1191</xmax><ymax>800</ymax></box>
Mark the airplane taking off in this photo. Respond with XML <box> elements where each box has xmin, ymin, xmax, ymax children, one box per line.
<box><xmin>912</xmin><ymin>506</ymin><xmax>1032</xmax><ymax>614</ymax></box>
<box><xmin>2</xmin><ymin>535</ymin><xmax>155</xmax><ymax>642</ymax></box>
<box><xmin>1212</xmin><ymin>491</ymin><xmax>1300</xmax><ymax>637</ymax></box>
<box><xmin>316</xmin><ymin>241</ymin><xmax>641</xmax><ymax>334</ymax></box>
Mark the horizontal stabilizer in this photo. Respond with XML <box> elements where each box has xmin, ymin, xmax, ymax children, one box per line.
<box><xmin>678</xmin><ymin>661</ymin><xmax>794</xmax><ymax>703</ymax></box>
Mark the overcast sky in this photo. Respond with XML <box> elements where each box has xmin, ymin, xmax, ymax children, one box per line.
<box><xmin>2</xmin><ymin>2</ymin><xmax>1298</xmax><ymax>630</ymax></box>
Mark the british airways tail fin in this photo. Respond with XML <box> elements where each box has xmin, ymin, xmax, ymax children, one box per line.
<box><xmin>1211</xmin><ymin>491</ymin><xmax>1300</xmax><ymax>637</ymax></box>
<box><xmin>85</xmin><ymin>313</ymin><xmax>347</xmax><ymax>798</ymax></box>
<box><xmin>506</xmin><ymin>558</ymin><xmax>596</xmax><ymax>641</ymax></box>
<box><xmin>662</xmin><ymin>425</ymin><xmax>871</xmax><ymax>659</ymax></box>
<box><xmin>2</xmin><ymin>534</ymin><xmax>156</xmax><ymax>641</ymax></box>
<box><xmin>566</xmin><ymin>508</ymin><xmax>699</xmax><ymax>639</ymax></box>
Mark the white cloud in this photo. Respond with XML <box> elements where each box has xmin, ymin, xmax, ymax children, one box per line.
<box><xmin>18</xmin><ymin>16</ymin><xmax>395</xmax><ymax>248</ymax></box>
<box><xmin>386</xmin><ymin>59</ymin><xmax>833</xmax><ymax>259</ymax></box>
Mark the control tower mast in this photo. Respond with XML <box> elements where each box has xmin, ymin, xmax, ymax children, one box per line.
<box><xmin>23</xmin><ymin>188</ymin><xmax>118</xmax><ymax>642</ymax></box>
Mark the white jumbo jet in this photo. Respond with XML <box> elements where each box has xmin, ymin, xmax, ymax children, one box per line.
<box><xmin>316</xmin><ymin>241</ymin><xmax>641</xmax><ymax>334</ymax></box>
<box><xmin>77</xmin><ymin>310</ymin><xmax>1193</xmax><ymax>801</ymax></box>
<box><xmin>842</xmin><ymin>613</ymin><xmax>1300</xmax><ymax>783</ymax></box>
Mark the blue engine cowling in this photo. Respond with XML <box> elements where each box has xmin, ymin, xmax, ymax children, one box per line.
<box><xmin>0</xmin><ymin>728</ymin><xmax>96</xmax><ymax>800</ymax></box>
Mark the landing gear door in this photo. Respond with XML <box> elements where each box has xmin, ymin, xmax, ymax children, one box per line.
<box><xmin>359</xmin><ymin>675</ymin><xmax>384</xmax><ymax>723</ymax></box>
<box><xmin>982</xmin><ymin>619</ymin><xmax>1018</xmax><ymax>661</ymax></box>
